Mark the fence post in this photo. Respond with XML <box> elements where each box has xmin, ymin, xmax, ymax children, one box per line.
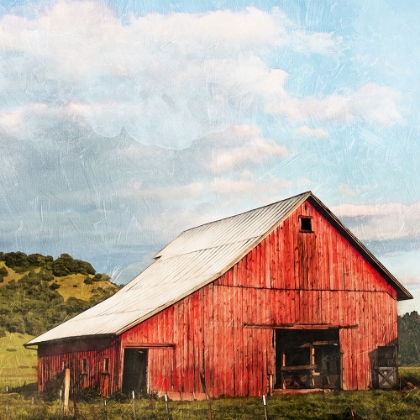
<box><xmin>63</xmin><ymin>368</ymin><xmax>70</xmax><ymax>416</ymax></box>
<box><xmin>165</xmin><ymin>392</ymin><xmax>170</xmax><ymax>420</ymax></box>
<box><xmin>59</xmin><ymin>389</ymin><xmax>63</xmax><ymax>415</ymax></box>
<box><xmin>132</xmin><ymin>391</ymin><xmax>136</xmax><ymax>420</ymax></box>
<box><xmin>263</xmin><ymin>394</ymin><xmax>268</xmax><ymax>420</ymax></box>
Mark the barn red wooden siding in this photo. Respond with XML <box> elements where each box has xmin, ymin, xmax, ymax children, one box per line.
<box><xmin>36</xmin><ymin>198</ymin><xmax>399</xmax><ymax>396</ymax></box>
<box><xmin>37</xmin><ymin>338</ymin><xmax>120</xmax><ymax>396</ymax></box>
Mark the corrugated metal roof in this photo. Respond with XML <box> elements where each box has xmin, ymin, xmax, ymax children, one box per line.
<box><xmin>154</xmin><ymin>192</ymin><xmax>305</xmax><ymax>259</ymax></box>
<box><xmin>26</xmin><ymin>191</ymin><xmax>412</xmax><ymax>346</ymax></box>
<box><xmin>27</xmin><ymin>192</ymin><xmax>309</xmax><ymax>345</ymax></box>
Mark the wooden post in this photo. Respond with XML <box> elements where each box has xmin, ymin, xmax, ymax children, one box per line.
<box><xmin>282</xmin><ymin>352</ymin><xmax>287</xmax><ymax>389</ymax></box>
<box><xmin>63</xmin><ymin>368</ymin><xmax>70</xmax><ymax>416</ymax></box>
<box><xmin>165</xmin><ymin>392</ymin><xmax>170</xmax><ymax>420</ymax></box>
<box><xmin>310</xmin><ymin>346</ymin><xmax>316</xmax><ymax>388</ymax></box>
<box><xmin>263</xmin><ymin>394</ymin><xmax>268</xmax><ymax>420</ymax></box>
<box><xmin>59</xmin><ymin>389</ymin><xmax>63</xmax><ymax>414</ymax></box>
<box><xmin>132</xmin><ymin>391</ymin><xmax>136</xmax><ymax>420</ymax></box>
<box><xmin>269</xmin><ymin>374</ymin><xmax>273</xmax><ymax>396</ymax></box>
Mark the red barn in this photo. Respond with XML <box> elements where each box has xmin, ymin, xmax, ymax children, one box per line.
<box><xmin>25</xmin><ymin>192</ymin><xmax>412</xmax><ymax>398</ymax></box>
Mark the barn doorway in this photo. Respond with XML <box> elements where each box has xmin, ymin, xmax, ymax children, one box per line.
<box><xmin>122</xmin><ymin>349</ymin><xmax>148</xmax><ymax>394</ymax></box>
<box><xmin>275</xmin><ymin>329</ymin><xmax>341</xmax><ymax>390</ymax></box>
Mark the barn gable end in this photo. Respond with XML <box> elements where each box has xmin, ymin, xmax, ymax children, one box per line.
<box><xmin>119</xmin><ymin>198</ymin><xmax>400</xmax><ymax>395</ymax></box>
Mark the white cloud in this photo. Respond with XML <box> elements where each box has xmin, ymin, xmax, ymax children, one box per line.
<box><xmin>339</xmin><ymin>184</ymin><xmax>357</xmax><ymax>197</ymax></box>
<box><xmin>266</xmin><ymin>83</ymin><xmax>402</xmax><ymax>126</ymax></box>
<box><xmin>289</xmin><ymin>30</ymin><xmax>342</xmax><ymax>55</ymax></box>
<box><xmin>333</xmin><ymin>202</ymin><xmax>412</xmax><ymax>218</ymax></box>
<box><xmin>0</xmin><ymin>2</ymin><xmax>350</xmax><ymax>149</ymax></box>
<box><xmin>139</xmin><ymin>182</ymin><xmax>204</xmax><ymax>202</ymax></box>
<box><xmin>210</xmin><ymin>138</ymin><xmax>288</xmax><ymax>173</ymax></box>
<box><xmin>297</xmin><ymin>177</ymin><xmax>313</xmax><ymax>188</ymax></box>
<box><xmin>0</xmin><ymin>3</ymin><xmax>339</xmax><ymax>68</ymax></box>
<box><xmin>211</xmin><ymin>176</ymin><xmax>292</xmax><ymax>196</ymax></box>
<box><xmin>228</xmin><ymin>124</ymin><xmax>261</xmax><ymax>138</ymax></box>
<box><xmin>211</xmin><ymin>178</ymin><xmax>257</xmax><ymax>195</ymax></box>
<box><xmin>0</xmin><ymin>103</ymin><xmax>63</xmax><ymax>139</ymax></box>
<box><xmin>128</xmin><ymin>7</ymin><xmax>284</xmax><ymax>53</ymax></box>
<box><xmin>399</xmin><ymin>276</ymin><xmax>420</xmax><ymax>287</ymax></box>
<box><xmin>332</xmin><ymin>201</ymin><xmax>420</xmax><ymax>241</ymax></box>
<box><xmin>110</xmin><ymin>180</ymin><xmax>205</xmax><ymax>206</ymax></box>
<box><xmin>295</xmin><ymin>125</ymin><xmax>329</xmax><ymax>138</ymax></box>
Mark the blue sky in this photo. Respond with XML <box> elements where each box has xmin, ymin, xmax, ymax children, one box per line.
<box><xmin>0</xmin><ymin>0</ymin><xmax>419</xmax><ymax>314</ymax></box>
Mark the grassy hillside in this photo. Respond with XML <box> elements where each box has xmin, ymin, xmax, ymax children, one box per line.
<box><xmin>0</xmin><ymin>261</ymin><xmax>118</xmax><ymax>303</ymax></box>
<box><xmin>0</xmin><ymin>252</ymin><xmax>121</xmax><ymax>336</ymax></box>
<box><xmin>0</xmin><ymin>252</ymin><xmax>121</xmax><ymax>389</ymax></box>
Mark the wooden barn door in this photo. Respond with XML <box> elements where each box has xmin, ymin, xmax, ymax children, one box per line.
<box><xmin>122</xmin><ymin>349</ymin><xmax>148</xmax><ymax>394</ymax></box>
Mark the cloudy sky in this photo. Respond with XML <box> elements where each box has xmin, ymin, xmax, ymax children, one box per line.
<box><xmin>0</xmin><ymin>0</ymin><xmax>419</xmax><ymax>314</ymax></box>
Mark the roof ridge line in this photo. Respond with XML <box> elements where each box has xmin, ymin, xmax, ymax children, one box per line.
<box><xmin>155</xmin><ymin>191</ymin><xmax>312</xmax><ymax>258</ymax></box>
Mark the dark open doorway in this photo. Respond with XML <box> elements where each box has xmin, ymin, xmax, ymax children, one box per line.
<box><xmin>275</xmin><ymin>329</ymin><xmax>341</xmax><ymax>390</ymax></box>
<box><xmin>122</xmin><ymin>348</ymin><xmax>148</xmax><ymax>394</ymax></box>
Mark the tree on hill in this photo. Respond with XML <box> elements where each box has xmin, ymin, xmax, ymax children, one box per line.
<box><xmin>0</xmin><ymin>251</ymin><xmax>96</xmax><ymax>277</ymax></box>
<box><xmin>3</xmin><ymin>251</ymin><xmax>32</xmax><ymax>272</ymax></box>
<box><xmin>52</xmin><ymin>253</ymin><xmax>95</xmax><ymax>276</ymax></box>
<box><xmin>398</xmin><ymin>311</ymin><xmax>420</xmax><ymax>365</ymax></box>
<box><xmin>0</xmin><ymin>266</ymin><xmax>7</xmax><ymax>283</ymax></box>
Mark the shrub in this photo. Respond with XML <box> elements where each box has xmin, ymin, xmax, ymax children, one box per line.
<box><xmin>27</xmin><ymin>253</ymin><xmax>47</xmax><ymax>267</ymax></box>
<box><xmin>84</xmin><ymin>277</ymin><xmax>93</xmax><ymax>285</ymax></box>
<box><xmin>6</xmin><ymin>314</ymin><xmax>25</xmax><ymax>333</ymax></box>
<box><xmin>63</xmin><ymin>297</ymin><xmax>90</xmax><ymax>314</ymax></box>
<box><xmin>94</xmin><ymin>273</ymin><xmax>112</xmax><ymax>282</ymax></box>
<box><xmin>6</xmin><ymin>280</ymin><xmax>17</xmax><ymax>290</ymax></box>
<box><xmin>5</xmin><ymin>251</ymin><xmax>29</xmax><ymax>270</ymax></box>
<box><xmin>41</xmin><ymin>269</ymin><xmax>54</xmax><ymax>281</ymax></box>
<box><xmin>53</xmin><ymin>254</ymin><xmax>96</xmax><ymax>276</ymax></box>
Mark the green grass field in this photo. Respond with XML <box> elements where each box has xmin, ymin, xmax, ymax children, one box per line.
<box><xmin>0</xmin><ymin>332</ymin><xmax>37</xmax><ymax>390</ymax></box>
<box><xmin>1</xmin><ymin>389</ymin><xmax>420</xmax><ymax>419</ymax></box>
<box><xmin>0</xmin><ymin>348</ymin><xmax>419</xmax><ymax>419</ymax></box>
<box><xmin>399</xmin><ymin>366</ymin><xmax>420</xmax><ymax>386</ymax></box>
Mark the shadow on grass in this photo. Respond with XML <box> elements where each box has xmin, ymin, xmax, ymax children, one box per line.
<box><xmin>10</xmin><ymin>382</ymin><xmax>37</xmax><ymax>398</ymax></box>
